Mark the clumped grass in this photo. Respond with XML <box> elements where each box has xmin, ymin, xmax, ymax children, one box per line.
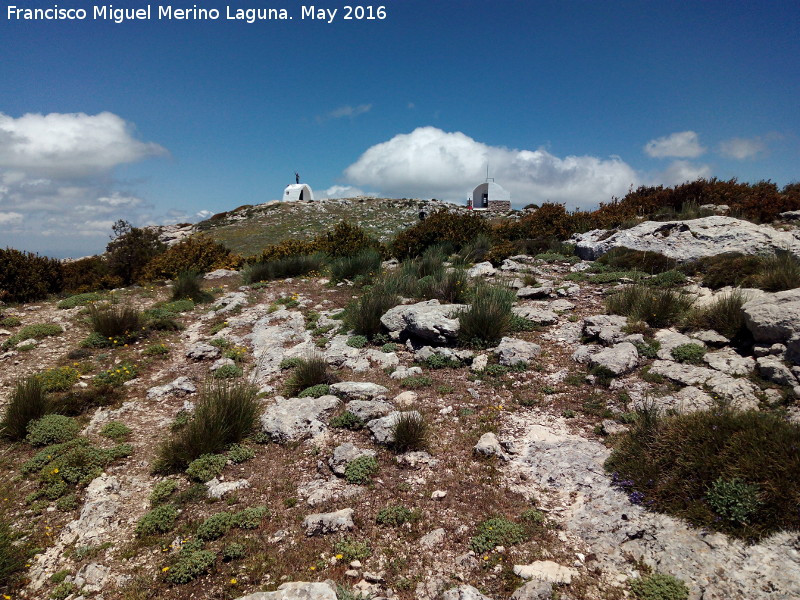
<box><xmin>605</xmin><ymin>408</ymin><xmax>800</xmax><ymax>540</ymax></box>
<box><xmin>242</xmin><ymin>253</ymin><xmax>326</xmax><ymax>283</ymax></box>
<box><xmin>328</xmin><ymin>248</ymin><xmax>382</xmax><ymax>283</ymax></box>
<box><xmin>171</xmin><ymin>270</ymin><xmax>213</xmax><ymax>303</ymax></box>
<box><xmin>605</xmin><ymin>284</ymin><xmax>694</xmax><ymax>328</ymax></box>
<box><xmin>683</xmin><ymin>252</ymin><xmax>764</xmax><ymax>289</ymax></box>
<box><xmin>686</xmin><ymin>289</ymin><xmax>750</xmax><ymax>341</ymax></box>
<box><xmin>342</xmin><ymin>284</ymin><xmax>400</xmax><ymax>338</ymax></box>
<box><xmin>283</xmin><ymin>355</ymin><xmax>337</xmax><ymax>397</ymax></box>
<box><xmin>155</xmin><ymin>379</ymin><xmax>259</xmax><ymax>473</ymax></box>
<box><xmin>1</xmin><ymin>377</ymin><xmax>49</xmax><ymax>440</ymax></box>
<box><xmin>759</xmin><ymin>252</ymin><xmax>800</xmax><ymax>292</ymax></box>
<box><xmin>0</xmin><ymin>517</ymin><xmax>25</xmax><ymax>589</ymax></box>
<box><xmin>629</xmin><ymin>573</ymin><xmax>689</xmax><ymax>600</ymax></box>
<box><xmin>416</xmin><ymin>268</ymin><xmax>470</xmax><ymax>303</ymax></box>
<box><xmin>598</xmin><ymin>248</ymin><xmax>677</xmax><ymax>274</ymax></box>
<box><xmin>87</xmin><ymin>303</ymin><xmax>143</xmax><ymax>341</ymax></box>
<box><xmin>458</xmin><ymin>285</ymin><xmax>515</xmax><ymax>347</ymax></box>
<box><xmin>391</xmin><ymin>412</ymin><xmax>428</xmax><ymax>452</ymax></box>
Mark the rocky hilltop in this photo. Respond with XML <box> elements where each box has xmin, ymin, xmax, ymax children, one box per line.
<box><xmin>1</xmin><ymin>202</ymin><xmax>799</xmax><ymax>600</ymax></box>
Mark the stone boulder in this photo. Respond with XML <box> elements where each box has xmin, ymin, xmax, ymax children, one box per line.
<box><xmin>367</xmin><ymin>411</ymin><xmax>423</xmax><ymax>445</ymax></box>
<box><xmin>516</xmin><ymin>285</ymin><xmax>554</xmax><ymax>299</ymax></box>
<box><xmin>185</xmin><ymin>342</ymin><xmax>220</xmax><ymax>361</ymax></box>
<box><xmin>260</xmin><ymin>396</ymin><xmax>339</xmax><ymax>443</ymax></box>
<box><xmin>343</xmin><ymin>399</ymin><xmax>393</xmax><ymax>422</ymax></box>
<box><xmin>494</xmin><ymin>337</ymin><xmax>542</xmax><ymax>366</ymax></box>
<box><xmin>442</xmin><ymin>586</ymin><xmax>494</xmax><ymax>600</ymax></box>
<box><xmin>571</xmin><ymin>216</ymin><xmax>800</xmax><ymax>261</ymax></box>
<box><xmin>742</xmin><ymin>289</ymin><xmax>800</xmax><ymax>364</ymax></box>
<box><xmin>234</xmin><ymin>581</ymin><xmax>338</xmax><ymax>600</ymax></box>
<box><xmin>380</xmin><ymin>300</ymin><xmax>464</xmax><ymax>343</ymax></box>
<box><xmin>587</xmin><ymin>342</ymin><xmax>639</xmax><ymax>376</ymax></box>
<box><xmin>649</xmin><ymin>360</ymin><xmax>759</xmax><ymax>409</ymax></box>
<box><xmin>474</xmin><ymin>432</ymin><xmax>509</xmax><ymax>460</ymax></box>
<box><xmin>329</xmin><ymin>381</ymin><xmax>388</xmax><ymax>401</ymax></box>
<box><xmin>513</xmin><ymin>561</ymin><xmax>577</xmax><ymax>584</ymax></box>
<box><xmin>513</xmin><ymin>304</ymin><xmax>558</xmax><ymax>325</ymax></box>
<box><xmin>466</xmin><ymin>261</ymin><xmax>496</xmax><ymax>278</ymax></box>
<box><xmin>328</xmin><ymin>442</ymin><xmax>377</xmax><ymax>476</ymax></box>
<box><xmin>302</xmin><ymin>508</ymin><xmax>354</xmax><ymax>536</ymax></box>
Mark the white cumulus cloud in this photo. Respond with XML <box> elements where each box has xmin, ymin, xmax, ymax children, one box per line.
<box><xmin>0</xmin><ymin>111</ymin><xmax>167</xmax><ymax>178</ymax></box>
<box><xmin>323</xmin><ymin>185</ymin><xmax>366</xmax><ymax>198</ymax></box>
<box><xmin>644</xmin><ymin>131</ymin><xmax>706</xmax><ymax>158</ymax></box>
<box><xmin>0</xmin><ymin>111</ymin><xmax>169</xmax><ymax>257</ymax></box>
<box><xmin>658</xmin><ymin>160</ymin><xmax>712</xmax><ymax>186</ymax></box>
<box><xmin>343</xmin><ymin>127</ymin><xmax>639</xmax><ymax>209</ymax></box>
<box><xmin>718</xmin><ymin>136</ymin><xmax>767</xmax><ymax>160</ymax></box>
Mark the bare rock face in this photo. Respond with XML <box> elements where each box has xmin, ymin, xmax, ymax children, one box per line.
<box><xmin>442</xmin><ymin>585</ymin><xmax>495</xmax><ymax>600</ymax></box>
<box><xmin>329</xmin><ymin>381</ymin><xmax>388</xmax><ymax>401</ymax></box>
<box><xmin>571</xmin><ymin>216</ymin><xmax>800</xmax><ymax>261</ymax></box>
<box><xmin>302</xmin><ymin>508</ymin><xmax>355</xmax><ymax>536</ymax></box>
<box><xmin>260</xmin><ymin>395</ymin><xmax>340</xmax><ymax>443</ymax></box>
<box><xmin>587</xmin><ymin>342</ymin><xmax>639</xmax><ymax>376</ymax></box>
<box><xmin>234</xmin><ymin>581</ymin><xmax>338</xmax><ymax>600</ymax></box>
<box><xmin>380</xmin><ymin>299</ymin><xmax>464</xmax><ymax>343</ymax></box>
<box><xmin>494</xmin><ymin>336</ymin><xmax>542</xmax><ymax>366</ymax></box>
<box><xmin>742</xmin><ymin>289</ymin><xmax>800</xmax><ymax>365</ymax></box>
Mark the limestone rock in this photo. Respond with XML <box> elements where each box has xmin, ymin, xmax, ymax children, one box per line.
<box><xmin>329</xmin><ymin>381</ymin><xmax>388</xmax><ymax>401</ymax></box>
<box><xmin>756</xmin><ymin>356</ymin><xmax>799</xmax><ymax>387</ymax></box>
<box><xmin>442</xmin><ymin>585</ymin><xmax>494</xmax><ymax>600</ymax></box>
<box><xmin>474</xmin><ymin>432</ymin><xmax>509</xmax><ymax>460</ymax></box>
<box><xmin>649</xmin><ymin>360</ymin><xmax>759</xmax><ymax>409</ymax></box>
<box><xmin>571</xmin><ymin>216</ymin><xmax>800</xmax><ymax>262</ymax></box>
<box><xmin>380</xmin><ymin>299</ymin><xmax>464</xmax><ymax>343</ymax></box>
<box><xmin>234</xmin><ymin>581</ymin><xmax>338</xmax><ymax>600</ymax></box>
<box><xmin>302</xmin><ymin>508</ymin><xmax>355</xmax><ymax>536</ymax></box>
<box><xmin>703</xmin><ymin>348</ymin><xmax>755</xmax><ymax>376</ymax></box>
<box><xmin>206</xmin><ymin>478</ymin><xmax>250</xmax><ymax>499</ymax></box>
<box><xmin>513</xmin><ymin>561</ymin><xmax>577</xmax><ymax>584</ymax></box>
<box><xmin>186</xmin><ymin>342</ymin><xmax>220</xmax><ymax>361</ymax></box>
<box><xmin>654</xmin><ymin>329</ymin><xmax>703</xmax><ymax>360</ymax></box>
<box><xmin>467</xmin><ymin>261</ymin><xmax>496</xmax><ymax>277</ymax></box>
<box><xmin>390</xmin><ymin>365</ymin><xmax>423</xmax><ymax>380</ymax></box>
<box><xmin>510</xmin><ymin>581</ymin><xmax>553</xmax><ymax>600</ymax></box>
<box><xmin>260</xmin><ymin>395</ymin><xmax>339</xmax><ymax>443</ymax></box>
<box><xmin>588</xmin><ymin>342</ymin><xmax>639</xmax><ymax>376</ymax></box>
<box><xmin>419</xmin><ymin>527</ymin><xmax>446</xmax><ymax>549</ymax></box>
<box><xmin>367</xmin><ymin>411</ymin><xmax>422</xmax><ymax>445</ymax></box>
<box><xmin>513</xmin><ymin>304</ymin><xmax>558</xmax><ymax>325</ymax></box>
<box><xmin>743</xmin><ymin>289</ymin><xmax>800</xmax><ymax>364</ymax></box>
<box><xmin>516</xmin><ymin>285</ymin><xmax>554</xmax><ymax>299</ymax></box>
<box><xmin>146</xmin><ymin>376</ymin><xmax>197</xmax><ymax>401</ymax></box>
<box><xmin>494</xmin><ymin>337</ymin><xmax>542</xmax><ymax>366</ymax></box>
<box><xmin>297</xmin><ymin>479</ymin><xmax>364</xmax><ymax>507</ymax></box>
<box><xmin>329</xmin><ymin>443</ymin><xmax>376</xmax><ymax>476</ymax></box>
<box><xmin>344</xmin><ymin>399</ymin><xmax>393</xmax><ymax>422</ymax></box>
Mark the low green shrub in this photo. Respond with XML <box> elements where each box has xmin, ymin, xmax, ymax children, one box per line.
<box><xmin>136</xmin><ymin>504</ymin><xmax>178</xmax><ymax>536</ymax></box>
<box><xmin>376</xmin><ymin>505</ymin><xmax>419</xmax><ymax>527</ymax></box>
<box><xmin>0</xmin><ymin>316</ymin><xmax>21</xmax><ymax>327</ymax></box>
<box><xmin>197</xmin><ymin>512</ymin><xmax>234</xmax><ymax>540</ymax></box>
<box><xmin>598</xmin><ymin>248</ymin><xmax>677</xmax><ymax>274</ymax></box>
<box><xmin>298</xmin><ymin>384</ymin><xmax>330</xmax><ymax>398</ymax></box>
<box><xmin>26</xmin><ymin>415</ymin><xmax>80</xmax><ymax>446</ymax></box>
<box><xmin>470</xmin><ymin>517</ymin><xmax>526</xmax><ymax>554</ymax></box>
<box><xmin>93</xmin><ymin>362</ymin><xmax>138</xmax><ymax>387</ymax></box>
<box><xmin>233</xmin><ymin>506</ymin><xmax>268</xmax><ymax>529</ymax></box>
<box><xmin>144</xmin><ymin>343</ymin><xmax>170</xmax><ymax>356</ymax></box>
<box><xmin>227</xmin><ymin>443</ymin><xmax>255</xmax><ymax>463</ymax></box>
<box><xmin>100</xmin><ymin>421</ymin><xmax>132</xmax><ymax>441</ymax></box>
<box><xmin>166</xmin><ymin>547</ymin><xmax>216</xmax><ymax>584</ymax></box>
<box><xmin>647</xmin><ymin>270</ymin><xmax>687</xmax><ymax>287</ymax></box>
<box><xmin>222</xmin><ymin>542</ymin><xmax>245</xmax><ymax>561</ymax></box>
<box><xmin>329</xmin><ymin>411</ymin><xmax>364</xmax><ymax>430</ymax></box>
<box><xmin>36</xmin><ymin>366</ymin><xmax>80</xmax><ymax>392</ymax></box>
<box><xmin>213</xmin><ymin>364</ymin><xmax>243</xmax><ymax>379</ymax></box>
<box><xmin>1</xmin><ymin>377</ymin><xmax>49</xmax><ymax>440</ymax></box>
<box><xmin>141</xmin><ymin>235</ymin><xmax>241</xmax><ymax>281</ymax></box>
<box><xmin>706</xmin><ymin>477</ymin><xmax>761</xmax><ymax>524</ymax></box>
<box><xmin>346</xmin><ymin>335</ymin><xmax>368</xmax><ymax>348</ymax></box>
<box><xmin>243</xmin><ymin>253</ymin><xmax>326</xmax><ymax>283</ymax></box>
<box><xmin>400</xmin><ymin>376</ymin><xmax>432</xmax><ymax>389</ymax></box>
<box><xmin>391</xmin><ymin>412</ymin><xmax>428</xmax><ymax>452</ymax></box>
<box><xmin>629</xmin><ymin>573</ymin><xmax>689</xmax><ymax>600</ymax></box>
<box><xmin>423</xmin><ymin>354</ymin><xmax>461</xmax><ymax>369</ymax></box>
<box><xmin>2</xmin><ymin>323</ymin><xmax>63</xmax><ymax>350</ymax></box>
<box><xmin>150</xmin><ymin>479</ymin><xmax>178</xmax><ymax>505</ymax></box>
<box><xmin>345</xmin><ymin>455</ymin><xmax>378</xmax><ymax>484</ymax></box>
<box><xmin>671</xmin><ymin>343</ymin><xmax>706</xmax><ymax>364</ymax></box>
<box><xmin>185</xmin><ymin>453</ymin><xmax>227</xmax><ymax>482</ymax></box>
<box><xmin>333</xmin><ymin>538</ymin><xmax>371</xmax><ymax>562</ymax></box>
<box><xmin>57</xmin><ymin>292</ymin><xmax>105</xmax><ymax>309</ymax></box>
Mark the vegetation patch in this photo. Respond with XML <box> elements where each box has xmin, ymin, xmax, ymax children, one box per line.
<box><xmin>605</xmin><ymin>408</ymin><xmax>800</xmax><ymax>539</ymax></box>
<box><xmin>605</xmin><ymin>284</ymin><xmax>693</xmax><ymax>328</ymax></box>
<box><xmin>2</xmin><ymin>323</ymin><xmax>63</xmax><ymax>350</ymax></box>
<box><xmin>629</xmin><ymin>573</ymin><xmax>690</xmax><ymax>600</ymax></box>
<box><xmin>344</xmin><ymin>455</ymin><xmax>378</xmax><ymax>484</ymax></box>
<box><xmin>470</xmin><ymin>516</ymin><xmax>527</xmax><ymax>555</ymax></box>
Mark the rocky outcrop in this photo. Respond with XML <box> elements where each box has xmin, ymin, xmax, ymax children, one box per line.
<box><xmin>494</xmin><ymin>337</ymin><xmax>542</xmax><ymax>366</ymax></box>
<box><xmin>380</xmin><ymin>300</ymin><xmax>464</xmax><ymax>343</ymax></box>
<box><xmin>742</xmin><ymin>289</ymin><xmax>800</xmax><ymax>364</ymax></box>
<box><xmin>234</xmin><ymin>581</ymin><xmax>338</xmax><ymax>600</ymax></box>
<box><xmin>302</xmin><ymin>508</ymin><xmax>355</xmax><ymax>536</ymax></box>
<box><xmin>260</xmin><ymin>395</ymin><xmax>339</xmax><ymax>443</ymax></box>
<box><xmin>571</xmin><ymin>216</ymin><xmax>800</xmax><ymax>261</ymax></box>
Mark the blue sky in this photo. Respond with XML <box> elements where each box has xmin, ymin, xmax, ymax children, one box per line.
<box><xmin>1</xmin><ymin>0</ymin><xmax>798</xmax><ymax>257</ymax></box>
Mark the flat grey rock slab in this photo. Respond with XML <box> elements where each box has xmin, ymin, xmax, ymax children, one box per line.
<box><xmin>302</xmin><ymin>508</ymin><xmax>354</xmax><ymax>536</ymax></box>
<box><xmin>260</xmin><ymin>395</ymin><xmax>340</xmax><ymax>443</ymax></box>
<box><xmin>649</xmin><ymin>360</ymin><xmax>759</xmax><ymax>409</ymax></box>
<box><xmin>494</xmin><ymin>336</ymin><xmax>542</xmax><ymax>366</ymax></box>
<box><xmin>442</xmin><ymin>585</ymin><xmax>494</xmax><ymax>600</ymax></box>
<box><xmin>588</xmin><ymin>342</ymin><xmax>639</xmax><ymax>376</ymax></box>
<box><xmin>329</xmin><ymin>381</ymin><xmax>388</xmax><ymax>401</ymax></box>
<box><xmin>367</xmin><ymin>410</ymin><xmax>423</xmax><ymax>445</ymax></box>
<box><xmin>234</xmin><ymin>581</ymin><xmax>338</xmax><ymax>600</ymax></box>
<box><xmin>703</xmin><ymin>348</ymin><xmax>755</xmax><ymax>376</ymax></box>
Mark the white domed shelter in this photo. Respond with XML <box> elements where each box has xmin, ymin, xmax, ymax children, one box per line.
<box><xmin>469</xmin><ymin>181</ymin><xmax>511</xmax><ymax>211</ymax></box>
<box><xmin>283</xmin><ymin>183</ymin><xmax>314</xmax><ymax>202</ymax></box>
